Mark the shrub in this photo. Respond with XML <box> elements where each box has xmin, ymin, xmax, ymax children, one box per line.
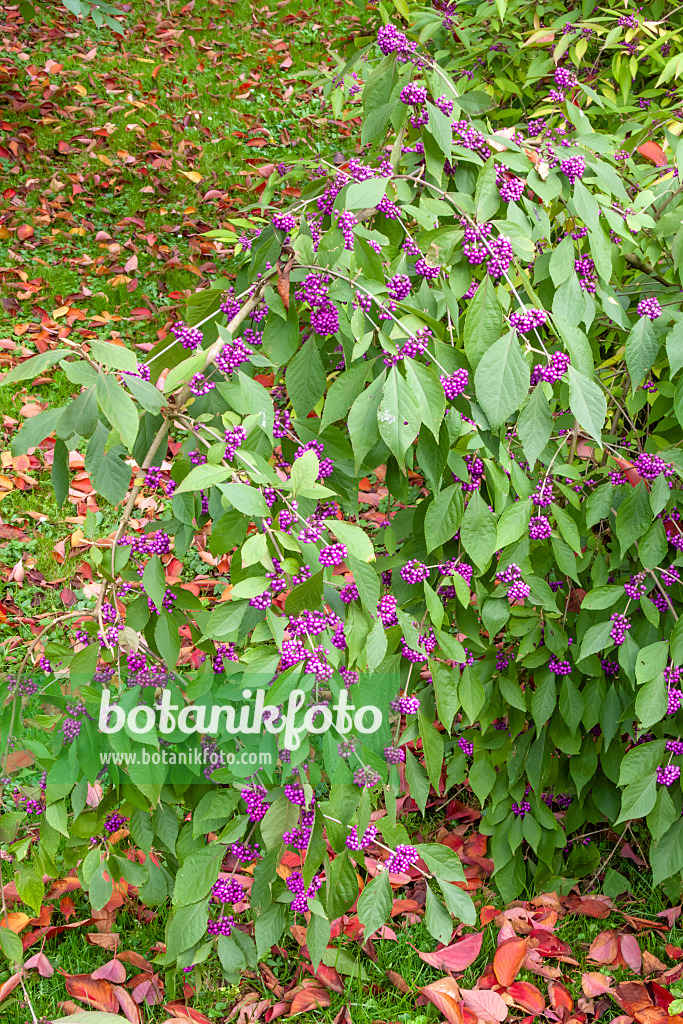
<box><xmin>3</xmin><ymin>0</ymin><xmax>683</xmax><ymax>977</ymax></box>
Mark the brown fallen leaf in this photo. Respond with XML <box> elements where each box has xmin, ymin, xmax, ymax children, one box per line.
<box><xmin>288</xmin><ymin>982</ymin><xmax>331</xmax><ymax>1015</ymax></box>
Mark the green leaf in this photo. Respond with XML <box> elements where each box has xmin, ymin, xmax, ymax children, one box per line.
<box><xmin>404</xmin><ymin>747</ymin><xmax>430</xmax><ymax>815</ymax></box>
<box><xmin>347</xmin><ymin>555</ymin><xmax>379</xmax><ymax>613</ymax></box>
<box><xmin>585</xmin><ymin>482</ymin><xmax>613</xmax><ymax>528</ymax></box>
<box><xmin>166</xmin><ymin>899</ymin><xmax>211</xmax><ymax>958</ymax></box>
<box><xmin>291</xmin><ymin>449</ymin><xmax>319</xmax><ymax>497</ymax></box>
<box><xmin>0</xmin><ymin>349</ymin><xmax>68</xmax><ymax>385</ymax></box>
<box><xmin>378</xmin><ymin>367</ymin><xmax>421</xmax><ymax>469</ymax></box>
<box><xmin>549</xmin><ymin>235</ymin><xmax>575</xmax><ymax>287</ymax></box>
<box><xmin>579</xmin><ymin>619</ymin><xmax>614</xmax><ymax>659</ymax></box>
<box><xmin>348</xmin><ymin>373</ymin><xmax>385</xmax><ymax>472</ymax></box>
<box><xmin>163</xmin><ymin>352</ymin><xmax>207</xmax><ymax>395</ymax></box>
<box><xmin>517</xmin><ymin>387</ymin><xmax>552</xmax><ymax>468</ymax></box>
<box><xmin>438</xmin><ymin>879</ymin><xmax>476</xmax><ymax>925</ymax></box>
<box><xmin>404</xmin><ymin>359</ymin><xmax>446</xmax><ymax>441</ymax></box>
<box><xmin>346</xmin><ymin>176</ymin><xmax>388</xmax><ymax>209</ymax></box>
<box><xmin>307</xmin><ymin>913</ymin><xmax>331</xmax><ymax>972</ymax></box>
<box><xmin>424</xmin><ymin>485</ymin><xmax>463</xmax><ymax>553</ymax></box>
<box><xmin>666</xmin><ymin>319</ymin><xmax>683</xmax><ymax>377</ymax></box>
<box><xmin>321</xmin><ymin>361</ymin><xmax>370</xmax><ymax>431</ymax></box>
<box><xmin>285</xmin><ymin>338</ymin><xmax>326</xmax><ymax>416</ymax></box>
<box><xmin>496</xmin><ymin>499</ymin><xmax>532</xmax><ymax>549</ymax></box>
<box><xmin>366</xmin><ymin>616</ymin><xmax>387</xmax><ymax>671</ymax></box>
<box><xmin>84</xmin><ymin>424</ymin><xmax>131</xmax><ymax>505</ymax></box>
<box><xmin>0</xmin><ymin>924</ymin><xmax>23</xmax><ymax>964</ymax></box>
<box><xmin>91</xmin><ymin>340</ymin><xmax>138</xmax><ymax>372</ymax></box>
<box><xmin>173</xmin><ymin>846</ymin><xmax>224</xmax><ymax>906</ymax></box>
<box><xmin>419</xmin><ymin>712</ymin><xmax>445</xmax><ymax>790</ymax></box>
<box><xmin>11</xmin><ymin>408</ymin><xmax>61</xmax><ymax>455</ymax></box>
<box><xmin>122</xmin><ymin>373</ymin><xmax>166</xmax><ymax>414</ymax></box>
<box><xmin>356</xmin><ymin>868</ymin><xmax>392</xmax><ymax>937</ymax></box>
<box><xmin>475</xmin><ymin>158</ymin><xmax>500</xmax><ymax>223</ymax></box>
<box><xmin>551</xmin><ymin>503</ymin><xmax>581</xmax><ymax>553</ymax></box>
<box><xmin>95</xmin><ymin>373</ymin><xmax>139</xmax><ymax>452</ymax></box>
<box><xmin>424</xmin><ymin>884</ymin><xmax>454</xmax><ymax>945</ymax></box>
<box><xmin>52</xmin><ymin>438</ymin><xmax>70</xmax><ymax>508</ymax></box>
<box><xmin>616</xmin><ymin>776</ymin><xmax>657</xmax><ymax>824</ymax></box>
<box><xmin>460</xmin><ymin>491</ymin><xmax>497</xmax><ymax>570</ymax></box>
<box><xmin>417</xmin><ymin>844</ymin><xmax>465</xmax><ymax>882</ymax></box>
<box><xmin>260</xmin><ymin>795</ymin><xmax>300</xmax><ymax>850</ymax></box>
<box><xmin>615</xmin><ymin>482</ymin><xmax>652</xmax><ymax>555</ymax></box>
<box><xmin>219</xmin><ymin>482</ymin><xmax>269</xmax><ymax>517</ymax></box>
<box><xmin>468</xmin><ymin>755</ymin><xmax>497</xmax><ymax>804</ymax></box>
<box><xmin>474</xmin><ymin>330</ymin><xmax>530</xmax><ymax>428</ymax></box>
<box><xmin>457</xmin><ymin>91</ymin><xmax>497</xmax><ymax>115</ymax></box>
<box><xmin>325</xmin><ymin>519</ymin><xmax>375</xmax><ymax>563</ymax></box>
<box><xmin>464</xmin><ymin>276</ymin><xmax>502</xmax><ymax>370</ymax></box>
<box><xmin>580</xmin><ymin>586</ymin><xmax>623</xmax><ymax>610</ymax></box>
<box><xmin>651</xmin><ymin>819</ymin><xmax>683</xmax><ymax>885</ymax></box>
<box><xmin>626</xmin><ymin>317</ymin><xmax>660</xmax><ymax>392</ymax></box>
<box><xmin>174</xmin><ymin>464</ymin><xmax>229</xmax><ymax>496</ymax></box>
<box><xmin>567</xmin><ymin>366</ymin><xmax>606</xmax><ymax>443</ymax></box>
<box><xmin>142</xmin><ymin>556</ymin><xmax>166</xmax><ymax>615</ymax></box>
<box><xmin>286</xmin><ymin>570</ymin><xmax>324</xmax><ymax>616</ymax></box>
<box><xmin>255</xmin><ymin>903</ymin><xmax>286</xmax><ymax>958</ymax></box>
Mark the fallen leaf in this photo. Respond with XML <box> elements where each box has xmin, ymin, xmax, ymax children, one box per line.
<box><xmin>421</xmin><ymin>977</ymin><xmax>464</xmax><ymax>1024</ymax></box>
<box><xmin>581</xmin><ymin>973</ymin><xmax>613</xmax><ymax>998</ymax></box>
<box><xmin>417</xmin><ymin>932</ymin><xmax>484</xmax><ymax>971</ymax></box>
<box><xmin>288</xmin><ymin>983</ymin><xmax>331</xmax><ymax>1015</ymax></box>
<box><xmin>60</xmin><ymin>970</ymin><xmax>119</xmax><ymax>1012</ymax></box>
<box><xmin>25</xmin><ymin>951</ymin><xmax>54</xmax><ymax>976</ymax></box>
<box><xmin>588</xmin><ymin>931</ymin><xmax>620</xmax><ymax>965</ymax></box>
<box><xmin>460</xmin><ymin>987</ymin><xmax>508</xmax><ymax>1023</ymax></box>
<box><xmin>493</xmin><ymin>936</ymin><xmax>528</xmax><ymax>986</ymax></box>
<box><xmin>91</xmin><ymin>958</ymin><xmax>127</xmax><ymax>983</ymax></box>
<box><xmin>620</xmin><ymin>934</ymin><xmax>642</xmax><ymax>975</ymax></box>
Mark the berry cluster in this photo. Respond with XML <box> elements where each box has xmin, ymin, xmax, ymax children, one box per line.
<box><xmin>624</xmin><ymin>573</ymin><xmax>647</xmax><ymax>599</ymax></box>
<box><xmin>346</xmin><ymin>823</ymin><xmax>378</xmax><ymax>850</ymax></box>
<box><xmin>384</xmin><ymin>746</ymin><xmax>406</xmax><ymax>764</ymax></box>
<box><xmin>529</xmin><ymin>515</ymin><xmax>552</xmax><ymax>539</ymax></box>
<box><xmin>378</xmin><ymin>594</ymin><xmax>399</xmax><ymax>627</ymax></box>
<box><xmin>637</xmin><ymin>296</ymin><xmax>662</xmax><ymax>320</ymax></box>
<box><xmin>211</xmin><ymin>878</ymin><xmax>244</xmax><ymax>904</ymax></box>
<box><xmin>353</xmin><ymin>765</ymin><xmax>381</xmax><ymax>788</ymax></box>
<box><xmin>609</xmin><ymin>612</ymin><xmax>631</xmax><ymax>646</ymax></box>
<box><xmin>105</xmin><ymin>812</ymin><xmax>127</xmax><ymax>834</ymax></box>
<box><xmin>560</xmin><ymin>155</ymin><xmax>585</xmax><ymax>184</ymax></box>
<box><xmin>319</xmin><ymin>543</ymin><xmax>347</xmax><ymax>567</ymax></box>
<box><xmin>286</xmin><ymin>871</ymin><xmax>322</xmax><ymax>914</ymax></box>
<box><xmin>440</xmin><ymin>368</ymin><xmax>469</xmax><ymax>399</ymax></box>
<box><xmin>170</xmin><ymin>321</ymin><xmax>203</xmax><ymax>351</ymax></box>
<box><xmin>207</xmin><ymin>915</ymin><xmax>234</xmax><ymax>936</ymax></box>
<box><xmin>656</xmin><ymin>765</ymin><xmax>681</xmax><ymax>786</ymax></box>
<box><xmin>385</xmin><ymin>844</ymin><xmax>418</xmax><ymax>873</ymax></box>
<box><xmin>400</xmin><ymin>559</ymin><xmax>429</xmax><ymax>584</ymax></box>
<box><xmin>242</xmin><ymin>784</ymin><xmax>269</xmax><ymax>822</ymax></box>
<box><xmin>510</xmin><ymin>308</ymin><xmax>547</xmax><ymax>333</ymax></box>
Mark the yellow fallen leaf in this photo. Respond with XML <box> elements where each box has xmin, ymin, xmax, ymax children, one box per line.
<box><xmin>180</xmin><ymin>170</ymin><xmax>203</xmax><ymax>183</ymax></box>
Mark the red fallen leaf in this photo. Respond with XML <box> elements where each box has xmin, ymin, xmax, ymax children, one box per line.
<box><xmin>566</xmin><ymin>895</ymin><xmax>614</xmax><ymax>919</ymax></box>
<box><xmin>657</xmin><ymin>906</ymin><xmax>682</xmax><ymax>927</ymax></box>
<box><xmin>114</xmin><ymin>983</ymin><xmax>142</xmax><ymax>1023</ymax></box>
<box><xmin>481</xmin><ymin>906</ymin><xmax>499</xmax><ymax>926</ymax></box>
<box><xmin>124</xmin><ymin>254</ymin><xmax>139</xmax><ymax>274</ymax></box>
<box><xmin>620</xmin><ymin>934</ymin><xmax>642</xmax><ymax>974</ymax></box>
<box><xmin>651</xmin><ymin>982</ymin><xmax>676</xmax><ymax>1010</ymax></box>
<box><xmin>119</xmin><ymin>950</ymin><xmax>154</xmax><ymax>972</ymax></box>
<box><xmin>507</xmin><ymin>980</ymin><xmax>545</xmax><ymax>1013</ymax></box>
<box><xmin>588</xmin><ymin>931</ymin><xmax>620</xmax><ymax>965</ymax></box>
<box><xmin>420</xmin><ymin>977</ymin><xmax>464</xmax><ymax>1024</ymax></box>
<box><xmin>25</xmin><ymin>951</ymin><xmax>54</xmax><ymax>977</ymax></box>
<box><xmin>529</xmin><ymin>929</ymin><xmax>572</xmax><ymax>957</ymax></box>
<box><xmin>548</xmin><ymin>981</ymin><xmax>574</xmax><ymax>1018</ymax></box>
<box><xmin>60</xmin><ymin>897</ymin><xmax>76</xmax><ymax>920</ymax></box>
<box><xmin>391</xmin><ymin>899</ymin><xmax>422</xmax><ymax>917</ymax></box>
<box><xmin>581</xmin><ymin>972</ymin><xmax>612</xmax><ymax>998</ymax></box>
<box><xmin>417</xmin><ymin>932</ymin><xmax>484</xmax><ymax>971</ymax></box>
<box><xmin>60</xmin><ymin>970</ymin><xmax>119</xmax><ymax>1012</ymax></box>
<box><xmin>91</xmin><ymin>957</ymin><xmax>127</xmax><ymax>983</ymax></box>
<box><xmin>16</xmin><ymin>225</ymin><xmax>34</xmax><ymax>241</ymax></box>
<box><xmin>265</xmin><ymin>1001</ymin><xmax>289</xmax><ymax>1022</ymax></box>
<box><xmin>493</xmin><ymin>936</ymin><xmax>528</xmax><ymax>986</ymax></box>
<box><xmin>162</xmin><ymin>1002</ymin><xmax>213</xmax><ymax>1022</ymax></box>
<box><xmin>637</xmin><ymin>142</ymin><xmax>666</xmax><ymax>166</ymax></box>
<box><xmin>666</xmin><ymin>945</ymin><xmax>683</xmax><ymax>960</ymax></box>
<box><xmin>288</xmin><ymin>983</ymin><xmax>331</xmax><ymax>1015</ymax></box>
<box><xmin>460</xmin><ymin>987</ymin><xmax>508</xmax><ymax>1023</ymax></box>
<box><xmin>613</xmin><ymin>981</ymin><xmax>652</xmax><ymax>1015</ymax></box>
<box><xmin>302</xmin><ymin>963</ymin><xmax>344</xmax><ymax>993</ymax></box>
<box><xmin>0</xmin><ymin>972</ymin><xmax>22</xmax><ymax>1004</ymax></box>
<box><xmin>129</xmin><ymin>972</ymin><xmax>164</xmax><ymax>1005</ymax></box>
